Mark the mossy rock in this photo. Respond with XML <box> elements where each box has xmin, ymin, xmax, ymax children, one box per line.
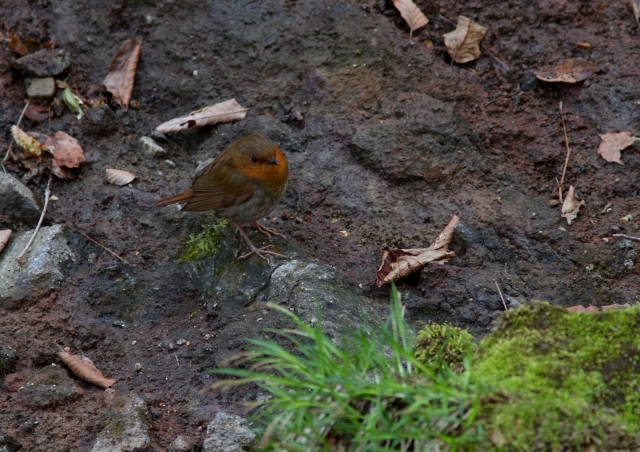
<box><xmin>474</xmin><ymin>302</ymin><xmax>640</xmax><ymax>451</ymax></box>
<box><xmin>414</xmin><ymin>323</ymin><xmax>475</xmax><ymax>373</ymax></box>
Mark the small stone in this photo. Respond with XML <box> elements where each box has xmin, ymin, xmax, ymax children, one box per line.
<box><xmin>21</xmin><ymin>366</ymin><xmax>84</xmax><ymax>407</ymax></box>
<box><xmin>113</xmin><ymin>320</ymin><xmax>127</xmax><ymax>328</ymax></box>
<box><xmin>615</xmin><ymin>239</ymin><xmax>634</xmax><ymax>250</ymax></box>
<box><xmin>138</xmin><ymin>136</ymin><xmax>167</xmax><ymax>159</ymax></box>
<box><xmin>83</xmin><ymin>105</ymin><xmax>118</xmax><ymax>136</ymax></box>
<box><xmin>168</xmin><ymin>342</ymin><xmax>176</xmax><ymax>350</ymax></box>
<box><xmin>176</xmin><ymin>339</ymin><xmax>187</xmax><ymax>346</ymax></box>
<box><xmin>0</xmin><ymin>345</ymin><xmax>18</xmax><ymax>377</ymax></box>
<box><xmin>168</xmin><ymin>435</ymin><xmax>198</xmax><ymax>452</ymax></box>
<box><xmin>202</xmin><ymin>412</ymin><xmax>256</xmax><ymax>452</ymax></box>
<box><xmin>13</xmin><ymin>49</ymin><xmax>71</xmax><ymax>77</ymax></box>
<box><xmin>27</xmin><ymin>77</ymin><xmax>56</xmax><ymax>101</ymax></box>
<box><xmin>0</xmin><ymin>172</ymin><xmax>43</xmax><ymax>227</ymax></box>
<box><xmin>134</xmin><ymin>363</ymin><xmax>142</xmax><ymax>372</ymax></box>
<box><xmin>129</xmin><ymin>100</ymin><xmax>141</xmax><ymax>110</ymax></box>
<box><xmin>131</xmin><ymin>340</ymin><xmax>137</xmax><ymax>346</ymax></box>
<box><xmin>91</xmin><ymin>396</ymin><xmax>150</xmax><ymax>452</ymax></box>
<box><xmin>165</xmin><ymin>159</ymin><xmax>176</xmax><ymax>167</ymax></box>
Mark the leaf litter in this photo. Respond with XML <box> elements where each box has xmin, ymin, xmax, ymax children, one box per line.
<box><xmin>0</xmin><ymin>230</ymin><xmax>11</xmax><ymax>255</ymax></box>
<box><xmin>443</xmin><ymin>16</ymin><xmax>487</xmax><ymax>64</ymax></box>
<box><xmin>106</xmin><ymin>168</ymin><xmax>136</xmax><ymax>186</ymax></box>
<box><xmin>535</xmin><ymin>59</ymin><xmax>599</xmax><ymax>83</ymax></box>
<box><xmin>155</xmin><ymin>98</ymin><xmax>249</xmax><ymax>134</ymax></box>
<box><xmin>391</xmin><ymin>0</ymin><xmax>428</xmax><ymax>38</ymax></box>
<box><xmin>103</xmin><ymin>38</ymin><xmax>142</xmax><ymax>111</ymax></box>
<box><xmin>597</xmin><ymin>131</ymin><xmax>640</xmax><ymax>165</ymax></box>
<box><xmin>58</xmin><ymin>350</ymin><xmax>117</xmax><ymax>389</ymax></box>
<box><xmin>561</xmin><ymin>186</ymin><xmax>584</xmax><ymax>225</ymax></box>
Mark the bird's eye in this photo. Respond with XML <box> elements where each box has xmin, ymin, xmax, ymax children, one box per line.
<box><xmin>251</xmin><ymin>156</ymin><xmax>258</xmax><ymax>163</ymax></box>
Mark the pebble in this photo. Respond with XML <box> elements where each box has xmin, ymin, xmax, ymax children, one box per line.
<box><xmin>134</xmin><ymin>363</ymin><xmax>142</xmax><ymax>372</ymax></box>
<box><xmin>138</xmin><ymin>136</ymin><xmax>167</xmax><ymax>159</ymax></box>
<box><xmin>27</xmin><ymin>77</ymin><xmax>56</xmax><ymax>100</ymax></box>
<box><xmin>176</xmin><ymin>339</ymin><xmax>187</xmax><ymax>346</ymax></box>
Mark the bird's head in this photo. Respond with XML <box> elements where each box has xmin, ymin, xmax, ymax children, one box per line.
<box><xmin>233</xmin><ymin>134</ymin><xmax>289</xmax><ymax>187</ymax></box>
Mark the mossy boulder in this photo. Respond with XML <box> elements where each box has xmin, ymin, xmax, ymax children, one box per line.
<box><xmin>414</xmin><ymin>323</ymin><xmax>475</xmax><ymax>373</ymax></box>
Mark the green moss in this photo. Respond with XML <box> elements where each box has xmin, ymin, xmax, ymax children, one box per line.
<box><xmin>475</xmin><ymin>302</ymin><xmax>640</xmax><ymax>451</ymax></box>
<box><xmin>178</xmin><ymin>220</ymin><xmax>227</xmax><ymax>263</ymax></box>
<box><xmin>414</xmin><ymin>323</ymin><xmax>475</xmax><ymax>373</ymax></box>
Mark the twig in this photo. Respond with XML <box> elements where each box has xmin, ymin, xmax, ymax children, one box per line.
<box><xmin>558</xmin><ymin>101</ymin><xmax>571</xmax><ymax>204</ymax></box>
<box><xmin>16</xmin><ymin>173</ymin><xmax>52</xmax><ymax>264</ymax></box>
<box><xmin>75</xmin><ymin>230</ymin><xmax>136</xmax><ymax>267</ymax></box>
<box><xmin>493</xmin><ymin>279</ymin><xmax>508</xmax><ymax>310</ymax></box>
<box><xmin>174</xmin><ymin>353</ymin><xmax>180</xmax><ymax>367</ymax></box>
<box><xmin>3</xmin><ymin>101</ymin><xmax>30</xmax><ymax>167</ymax></box>
<box><xmin>613</xmin><ymin>233</ymin><xmax>640</xmax><ymax>243</ymax></box>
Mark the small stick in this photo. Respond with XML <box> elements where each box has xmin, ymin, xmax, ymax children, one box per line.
<box><xmin>493</xmin><ymin>279</ymin><xmax>508</xmax><ymax>310</ymax></box>
<box><xmin>174</xmin><ymin>353</ymin><xmax>180</xmax><ymax>367</ymax></box>
<box><xmin>3</xmin><ymin>100</ymin><xmax>30</xmax><ymax>166</ymax></box>
<box><xmin>613</xmin><ymin>233</ymin><xmax>640</xmax><ymax>243</ymax></box>
<box><xmin>75</xmin><ymin>230</ymin><xmax>136</xmax><ymax>267</ymax></box>
<box><xmin>16</xmin><ymin>173</ymin><xmax>52</xmax><ymax>264</ymax></box>
<box><xmin>558</xmin><ymin>101</ymin><xmax>571</xmax><ymax>204</ymax></box>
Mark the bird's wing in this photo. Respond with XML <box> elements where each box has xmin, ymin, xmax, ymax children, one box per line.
<box><xmin>182</xmin><ymin>160</ymin><xmax>254</xmax><ymax>212</ymax></box>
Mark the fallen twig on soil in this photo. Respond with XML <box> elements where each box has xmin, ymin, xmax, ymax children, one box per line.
<box><xmin>16</xmin><ymin>174</ymin><xmax>52</xmax><ymax>264</ymax></box>
<box><xmin>613</xmin><ymin>233</ymin><xmax>640</xmax><ymax>243</ymax></box>
<box><xmin>493</xmin><ymin>279</ymin><xmax>508</xmax><ymax>310</ymax></box>
<box><xmin>3</xmin><ymin>100</ymin><xmax>30</xmax><ymax>168</ymax></box>
<box><xmin>558</xmin><ymin>101</ymin><xmax>571</xmax><ymax>204</ymax></box>
<box><xmin>75</xmin><ymin>230</ymin><xmax>136</xmax><ymax>267</ymax></box>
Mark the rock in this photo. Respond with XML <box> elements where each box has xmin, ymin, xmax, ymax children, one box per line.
<box><xmin>83</xmin><ymin>105</ymin><xmax>119</xmax><ymax>136</ymax></box>
<box><xmin>0</xmin><ymin>431</ymin><xmax>18</xmax><ymax>452</ymax></box>
<box><xmin>26</xmin><ymin>77</ymin><xmax>56</xmax><ymax>101</ymax></box>
<box><xmin>0</xmin><ymin>172</ymin><xmax>43</xmax><ymax>227</ymax></box>
<box><xmin>167</xmin><ymin>435</ymin><xmax>198</xmax><ymax>452</ymax></box>
<box><xmin>0</xmin><ymin>224</ymin><xmax>74</xmax><ymax>309</ymax></box>
<box><xmin>138</xmin><ymin>136</ymin><xmax>167</xmax><ymax>159</ymax></box>
<box><xmin>13</xmin><ymin>49</ymin><xmax>71</xmax><ymax>77</ymax></box>
<box><xmin>202</xmin><ymin>412</ymin><xmax>255</xmax><ymax>452</ymax></box>
<box><xmin>92</xmin><ymin>396</ymin><xmax>151</xmax><ymax>452</ymax></box>
<box><xmin>0</xmin><ymin>345</ymin><xmax>18</xmax><ymax>377</ymax></box>
<box><xmin>21</xmin><ymin>365</ymin><xmax>83</xmax><ymax>407</ymax></box>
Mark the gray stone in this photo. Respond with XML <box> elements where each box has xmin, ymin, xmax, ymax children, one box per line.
<box><xmin>138</xmin><ymin>136</ymin><xmax>167</xmax><ymax>159</ymax></box>
<box><xmin>0</xmin><ymin>224</ymin><xmax>74</xmax><ymax>308</ymax></box>
<box><xmin>13</xmin><ymin>49</ymin><xmax>71</xmax><ymax>77</ymax></box>
<box><xmin>0</xmin><ymin>345</ymin><xmax>18</xmax><ymax>377</ymax></box>
<box><xmin>167</xmin><ymin>435</ymin><xmax>198</xmax><ymax>452</ymax></box>
<box><xmin>0</xmin><ymin>172</ymin><xmax>43</xmax><ymax>226</ymax></box>
<box><xmin>21</xmin><ymin>365</ymin><xmax>83</xmax><ymax>407</ymax></box>
<box><xmin>92</xmin><ymin>396</ymin><xmax>151</xmax><ymax>452</ymax></box>
<box><xmin>202</xmin><ymin>412</ymin><xmax>255</xmax><ymax>452</ymax></box>
<box><xmin>26</xmin><ymin>77</ymin><xmax>56</xmax><ymax>100</ymax></box>
<box><xmin>83</xmin><ymin>104</ymin><xmax>118</xmax><ymax>136</ymax></box>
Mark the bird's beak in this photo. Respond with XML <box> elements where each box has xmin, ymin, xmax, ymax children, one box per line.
<box><xmin>268</xmin><ymin>158</ymin><xmax>280</xmax><ymax>165</ymax></box>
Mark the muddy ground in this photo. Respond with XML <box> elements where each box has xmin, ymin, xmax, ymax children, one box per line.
<box><xmin>1</xmin><ymin>0</ymin><xmax>640</xmax><ymax>450</ymax></box>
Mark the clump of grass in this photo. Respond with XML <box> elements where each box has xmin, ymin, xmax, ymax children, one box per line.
<box><xmin>414</xmin><ymin>323</ymin><xmax>475</xmax><ymax>374</ymax></box>
<box><xmin>178</xmin><ymin>220</ymin><xmax>227</xmax><ymax>263</ymax></box>
<box><xmin>210</xmin><ymin>285</ymin><xmax>486</xmax><ymax>451</ymax></box>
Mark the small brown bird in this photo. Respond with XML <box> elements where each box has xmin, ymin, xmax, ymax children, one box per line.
<box><xmin>154</xmin><ymin>134</ymin><xmax>289</xmax><ymax>260</ymax></box>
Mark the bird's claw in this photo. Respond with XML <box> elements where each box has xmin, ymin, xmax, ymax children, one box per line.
<box><xmin>238</xmin><ymin>245</ymin><xmax>287</xmax><ymax>261</ymax></box>
<box><xmin>243</xmin><ymin>222</ymin><xmax>286</xmax><ymax>240</ymax></box>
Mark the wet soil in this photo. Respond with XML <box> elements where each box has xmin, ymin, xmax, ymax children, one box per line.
<box><xmin>1</xmin><ymin>0</ymin><xmax>640</xmax><ymax>449</ymax></box>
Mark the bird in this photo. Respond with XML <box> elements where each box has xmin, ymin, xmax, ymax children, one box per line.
<box><xmin>153</xmin><ymin>134</ymin><xmax>289</xmax><ymax>261</ymax></box>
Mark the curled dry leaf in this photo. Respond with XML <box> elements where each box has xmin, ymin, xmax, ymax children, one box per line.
<box><xmin>392</xmin><ymin>0</ymin><xmax>429</xmax><ymax>38</ymax></box>
<box><xmin>12</xmin><ymin>125</ymin><xmax>42</xmax><ymax>157</ymax></box>
<box><xmin>44</xmin><ymin>131</ymin><xmax>86</xmax><ymax>169</ymax></box>
<box><xmin>376</xmin><ymin>214</ymin><xmax>459</xmax><ymax>287</ymax></box>
<box><xmin>535</xmin><ymin>59</ymin><xmax>599</xmax><ymax>83</ymax></box>
<box><xmin>443</xmin><ymin>16</ymin><xmax>486</xmax><ymax>64</ymax></box>
<box><xmin>57</xmin><ymin>351</ymin><xmax>117</xmax><ymax>389</ymax></box>
<box><xmin>566</xmin><ymin>304</ymin><xmax>599</xmax><ymax>313</ymax></box>
<box><xmin>597</xmin><ymin>131</ymin><xmax>640</xmax><ymax>165</ymax></box>
<box><xmin>561</xmin><ymin>186</ymin><xmax>585</xmax><ymax>225</ymax></box>
<box><xmin>106</xmin><ymin>168</ymin><xmax>136</xmax><ymax>186</ymax></box>
<box><xmin>155</xmin><ymin>99</ymin><xmax>249</xmax><ymax>134</ymax></box>
<box><xmin>8</xmin><ymin>29</ymin><xmax>29</xmax><ymax>56</ymax></box>
<box><xmin>103</xmin><ymin>38</ymin><xmax>142</xmax><ymax>111</ymax></box>
<box><xmin>0</xmin><ymin>230</ymin><xmax>11</xmax><ymax>255</ymax></box>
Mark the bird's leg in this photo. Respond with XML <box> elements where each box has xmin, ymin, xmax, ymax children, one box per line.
<box><xmin>240</xmin><ymin>221</ymin><xmax>286</xmax><ymax>240</ymax></box>
<box><xmin>235</xmin><ymin>223</ymin><xmax>286</xmax><ymax>261</ymax></box>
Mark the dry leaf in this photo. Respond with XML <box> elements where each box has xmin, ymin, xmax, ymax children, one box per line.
<box><xmin>566</xmin><ymin>304</ymin><xmax>599</xmax><ymax>313</ymax></box>
<box><xmin>597</xmin><ymin>131</ymin><xmax>640</xmax><ymax>165</ymax></box>
<box><xmin>0</xmin><ymin>230</ymin><xmax>11</xmax><ymax>255</ymax></box>
<box><xmin>392</xmin><ymin>0</ymin><xmax>429</xmax><ymax>38</ymax></box>
<box><xmin>11</xmin><ymin>125</ymin><xmax>42</xmax><ymax>157</ymax></box>
<box><xmin>376</xmin><ymin>214</ymin><xmax>459</xmax><ymax>287</ymax></box>
<box><xmin>24</xmin><ymin>103</ymin><xmax>50</xmax><ymax>122</ymax></box>
<box><xmin>443</xmin><ymin>16</ymin><xmax>486</xmax><ymax>64</ymax></box>
<box><xmin>631</xmin><ymin>0</ymin><xmax>640</xmax><ymax>27</ymax></box>
<box><xmin>44</xmin><ymin>131</ymin><xmax>86</xmax><ymax>169</ymax></box>
<box><xmin>8</xmin><ymin>29</ymin><xmax>28</xmax><ymax>56</ymax></box>
<box><xmin>103</xmin><ymin>38</ymin><xmax>142</xmax><ymax>111</ymax></box>
<box><xmin>601</xmin><ymin>303</ymin><xmax>630</xmax><ymax>311</ymax></box>
<box><xmin>561</xmin><ymin>186</ymin><xmax>585</xmax><ymax>225</ymax></box>
<box><xmin>535</xmin><ymin>59</ymin><xmax>599</xmax><ymax>83</ymax></box>
<box><xmin>106</xmin><ymin>168</ymin><xmax>136</xmax><ymax>186</ymax></box>
<box><xmin>57</xmin><ymin>351</ymin><xmax>117</xmax><ymax>389</ymax></box>
<box><xmin>155</xmin><ymin>99</ymin><xmax>249</xmax><ymax>134</ymax></box>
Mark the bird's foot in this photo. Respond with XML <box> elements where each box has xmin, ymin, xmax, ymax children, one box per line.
<box><xmin>238</xmin><ymin>244</ymin><xmax>286</xmax><ymax>261</ymax></box>
<box><xmin>242</xmin><ymin>221</ymin><xmax>286</xmax><ymax>240</ymax></box>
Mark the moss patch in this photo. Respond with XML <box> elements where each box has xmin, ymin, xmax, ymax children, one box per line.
<box><xmin>178</xmin><ymin>220</ymin><xmax>227</xmax><ymax>263</ymax></box>
<box><xmin>414</xmin><ymin>323</ymin><xmax>475</xmax><ymax>373</ymax></box>
<box><xmin>474</xmin><ymin>302</ymin><xmax>640</xmax><ymax>451</ymax></box>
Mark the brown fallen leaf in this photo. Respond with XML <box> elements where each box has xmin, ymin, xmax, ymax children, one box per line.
<box><xmin>566</xmin><ymin>304</ymin><xmax>599</xmax><ymax>313</ymax></box>
<box><xmin>535</xmin><ymin>59</ymin><xmax>599</xmax><ymax>83</ymax></box>
<box><xmin>0</xmin><ymin>230</ymin><xmax>11</xmax><ymax>255</ymax></box>
<box><xmin>376</xmin><ymin>214</ymin><xmax>459</xmax><ymax>287</ymax></box>
<box><xmin>443</xmin><ymin>16</ymin><xmax>487</xmax><ymax>64</ymax></box>
<box><xmin>155</xmin><ymin>99</ymin><xmax>249</xmax><ymax>134</ymax></box>
<box><xmin>24</xmin><ymin>103</ymin><xmax>50</xmax><ymax>122</ymax></box>
<box><xmin>103</xmin><ymin>38</ymin><xmax>142</xmax><ymax>111</ymax></box>
<box><xmin>44</xmin><ymin>131</ymin><xmax>86</xmax><ymax>169</ymax></box>
<box><xmin>392</xmin><ymin>0</ymin><xmax>429</xmax><ymax>38</ymax></box>
<box><xmin>57</xmin><ymin>351</ymin><xmax>117</xmax><ymax>389</ymax></box>
<box><xmin>631</xmin><ymin>0</ymin><xmax>640</xmax><ymax>27</ymax></box>
<box><xmin>597</xmin><ymin>131</ymin><xmax>640</xmax><ymax>165</ymax></box>
<box><xmin>106</xmin><ymin>168</ymin><xmax>136</xmax><ymax>186</ymax></box>
<box><xmin>601</xmin><ymin>303</ymin><xmax>630</xmax><ymax>311</ymax></box>
<box><xmin>8</xmin><ymin>29</ymin><xmax>29</xmax><ymax>56</ymax></box>
<box><xmin>561</xmin><ymin>186</ymin><xmax>584</xmax><ymax>225</ymax></box>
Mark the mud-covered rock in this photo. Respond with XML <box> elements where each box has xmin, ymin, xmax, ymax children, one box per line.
<box><xmin>83</xmin><ymin>104</ymin><xmax>119</xmax><ymax>136</ymax></box>
<box><xmin>0</xmin><ymin>172</ymin><xmax>42</xmax><ymax>227</ymax></box>
<box><xmin>167</xmin><ymin>435</ymin><xmax>199</xmax><ymax>452</ymax></box>
<box><xmin>21</xmin><ymin>365</ymin><xmax>83</xmax><ymax>407</ymax></box>
<box><xmin>0</xmin><ymin>224</ymin><xmax>74</xmax><ymax>309</ymax></box>
<box><xmin>91</xmin><ymin>396</ymin><xmax>151</xmax><ymax>452</ymax></box>
<box><xmin>0</xmin><ymin>345</ymin><xmax>18</xmax><ymax>378</ymax></box>
<box><xmin>12</xmin><ymin>49</ymin><xmax>71</xmax><ymax>77</ymax></box>
<box><xmin>202</xmin><ymin>412</ymin><xmax>255</xmax><ymax>452</ymax></box>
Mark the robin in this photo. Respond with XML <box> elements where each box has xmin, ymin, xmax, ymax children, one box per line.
<box><xmin>154</xmin><ymin>134</ymin><xmax>289</xmax><ymax>260</ymax></box>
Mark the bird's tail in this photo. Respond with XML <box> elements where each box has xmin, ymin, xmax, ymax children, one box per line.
<box><xmin>153</xmin><ymin>189</ymin><xmax>193</xmax><ymax>207</ymax></box>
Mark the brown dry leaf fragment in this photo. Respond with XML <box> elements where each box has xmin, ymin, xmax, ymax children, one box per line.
<box><xmin>376</xmin><ymin>214</ymin><xmax>459</xmax><ymax>287</ymax></box>
<box><xmin>57</xmin><ymin>351</ymin><xmax>117</xmax><ymax>389</ymax></box>
<box><xmin>561</xmin><ymin>186</ymin><xmax>585</xmax><ymax>225</ymax></box>
<box><xmin>391</xmin><ymin>0</ymin><xmax>429</xmax><ymax>38</ymax></box>
<box><xmin>443</xmin><ymin>16</ymin><xmax>487</xmax><ymax>64</ymax></box>
<box><xmin>44</xmin><ymin>131</ymin><xmax>86</xmax><ymax>169</ymax></box>
<box><xmin>601</xmin><ymin>303</ymin><xmax>630</xmax><ymax>311</ymax></box>
<box><xmin>567</xmin><ymin>304</ymin><xmax>599</xmax><ymax>313</ymax></box>
<box><xmin>24</xmin><ymin>103</ymin><xmax>50</xmax><ymax>122</ymax></box>
<box><xmin>106</xmin><ymin>168</ymin><xmax>136</xmax><ymax>186</ymax></box>
<box><xmin>0</xmin><ymin>230</ymin><xmax>11</xmax><ymax>255</ymax></box>
<box><xmin>8</xmin><ymin>29</ymin><xmax>29</xmax><ymax>56</ymax></box>
<box><xmin>632</xmin><ymin>0</ymin><xmax>640</xmax><ymax>26</ymax></box>
<box><xmin>155</xmin><ymin>99</ymin><xmax>249</xmax><ymax>134</ymax></box>
<box><xmin>597</xmin><ymin>131</ymin><xmax>640</xmax><ymax>165</ymax></box>
<box><xmin>11</xmin><ymin>125</ymin><xmax>42</xmax><ymax>157</ymax></box>
<box><xmin>535</xmin><ymin>59</ymin><xmax>599</xmax><ymax>83</ymax></box>
<box><xmin>103</xmin><ymin>38</ymin><xmax>142</xmax><ymax>111</ymax></box>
